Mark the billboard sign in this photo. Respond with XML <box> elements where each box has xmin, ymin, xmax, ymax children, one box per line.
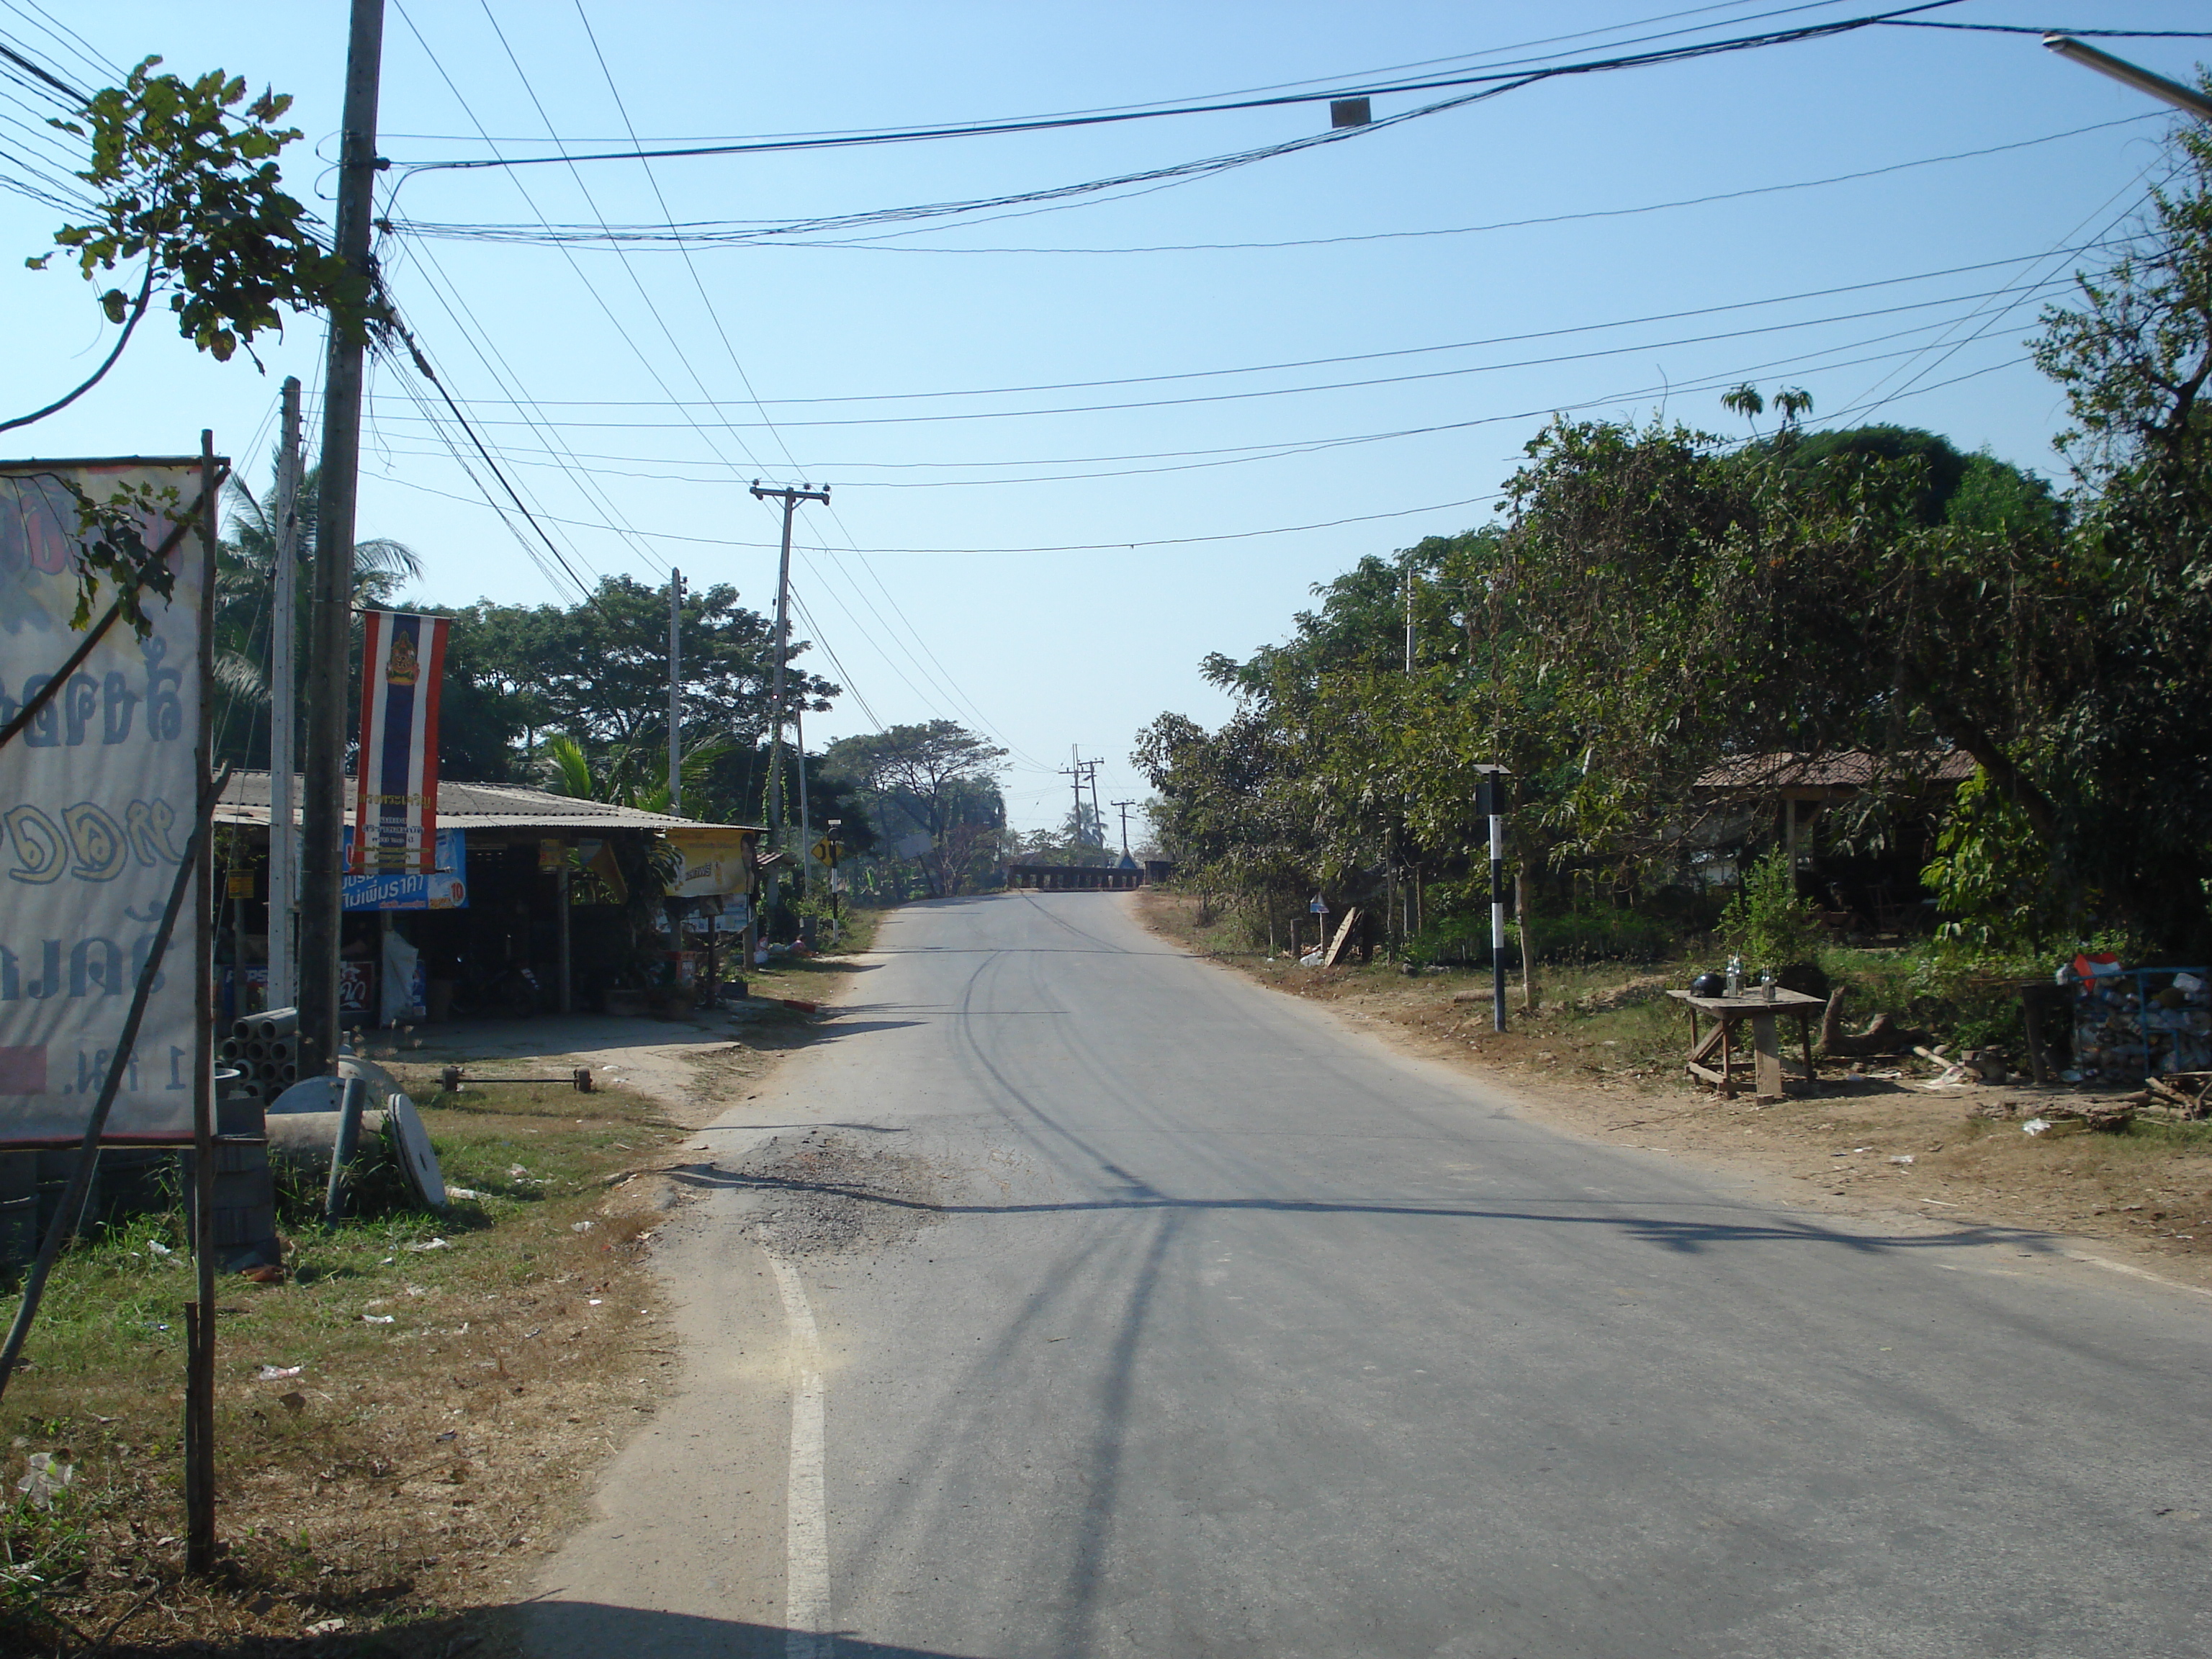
<box><xmin>342</xmin><ymin>826</ymin><xmax>467</xmax><ymax>910</ymax></box>
<box><xmin>0</xmin><ymin>459</ymin><xmax>211</xmax><ymax>1146</ymax></box>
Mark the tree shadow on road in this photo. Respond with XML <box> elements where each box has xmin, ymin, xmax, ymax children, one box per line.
<box><xmin>669</xmin><ymin>1163</ymin><xmax>2062</xmax><ymax>1259</ymax></box>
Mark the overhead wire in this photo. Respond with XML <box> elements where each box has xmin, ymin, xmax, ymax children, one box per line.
<box><xmin>377</xmin><ymin>1</ymin><xmax>1839</xmax><ymax>145</ymax></box>
<box><xmin>392</xmin><ymin>4</ymin><xmax>1966</xmax><ymax>176</ymax></box>
<box><xmin>364</xmin><ymin>319</ymin><xmax>2068</xmax><ymax>557</ymax></box>
<box><xmin>554</xmin><ymin>0</ymin><xmax>1054</xmax><ymax>766</ymax></box>
<box><xmin>559</xmin><ymin>0</ymin><xmax>1017</xmax><ymax>761</ymax></box>
<box><xmin>354</xmin><ymin>269</ymin><xmax>2092</xmax><ymax>437</ymax></box>
<box><xmin>390</xmin><ymin>112</ymin><xmax>2159</xmax><ymax>255</ymax></box>
<box><xmin>366</xmin><ymin>246</ymin><xmax>2109</xmax><ymax>413</ymax></box>
<box><xmin>347</xmin><ymin>270</ymin><xmax>2088</xmax><ymax>518</ymax></box>
<box><xmin>1844</xmin><ymin>153</ymin><xmax>2172</xmax><ymax>421</ymax></box>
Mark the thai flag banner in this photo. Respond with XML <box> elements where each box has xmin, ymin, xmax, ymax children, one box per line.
<box><xmin>350</xmin><ymin>611</ymin><xmax>448</xmax><ymax>873</ymax></box>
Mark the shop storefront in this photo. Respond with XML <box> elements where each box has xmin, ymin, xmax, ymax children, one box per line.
<box><xmin>215</xmin><ymin>773</ymin><xmax>762</xmax><ymax>1024</ymax></box>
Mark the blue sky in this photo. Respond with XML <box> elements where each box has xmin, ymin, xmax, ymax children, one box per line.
<box><xmin>4</xmin><ymin>3</ymin><xmax>2207</xmax><ymax>830</ymax></box>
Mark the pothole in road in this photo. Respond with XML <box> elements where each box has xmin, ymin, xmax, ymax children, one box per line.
<box><xmin>730</xmin><ymin>1130</ymin><xmax>945</xmax><ymax>1256</ymax></box>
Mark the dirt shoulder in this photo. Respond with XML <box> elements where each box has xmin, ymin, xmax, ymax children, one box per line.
<box><xmin>0</xmin><ymin>938</ymin><xmax>881</xmax><ymax>1658</ymax></box>
<box><xmin>1136</xmin><ymin>890</ymin><xmax>2212</xmax><ymax>1295</ymax></box>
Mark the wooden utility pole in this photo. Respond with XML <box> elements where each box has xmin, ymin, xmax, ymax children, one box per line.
<box><xmin>267</xmin><ymin>376</ymin><xmax>303</xmax><ymax>1010</ymax></box>
<box><xmin>299</xmin><ymin>0</ymin><xmax>387</xmax><ymax>1076</ymax></box>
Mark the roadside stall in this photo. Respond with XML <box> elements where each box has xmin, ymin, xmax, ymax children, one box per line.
<box><xmin>215</xmin><ymin>772</ymin><xmax>761</xmax><ymax>1025</ymax></box>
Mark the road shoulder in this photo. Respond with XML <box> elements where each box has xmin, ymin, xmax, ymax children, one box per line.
<box><xmin>1131</xmin><ymin>888</ymin><xmax>2212</xmax><ymax>1297</ymax></box>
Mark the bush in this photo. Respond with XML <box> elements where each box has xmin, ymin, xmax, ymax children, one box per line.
<box><xmin>1408</xmin><ymin>905</ymin><xmax>1677</xmax><ymax>968</ymax></box>
<box><xmin>1717</xmin><ymin>848</ymin><xmax>1822</xmax><ymax>973</ymax></box>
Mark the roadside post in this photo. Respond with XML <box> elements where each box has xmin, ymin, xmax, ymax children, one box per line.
<box><xmin>1480</xmin><ymin>769</ymin><xmax>1510</xmax><ymax>1033</ymax></box>
<box><xmin>1308</xmin><ymin>893</ymin><xmax>1329</xmax><ymax>964</ymax></box>
<box><xmin>824</xmin><ymin>819</ymin><xmax>844</xmax><ymax>937</ymax></box>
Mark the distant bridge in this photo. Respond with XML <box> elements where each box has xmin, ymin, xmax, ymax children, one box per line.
<box><xmin>1004</xmin><ymin>863</ymin><xmax>1144</xmax><ymax>891</ymax></box>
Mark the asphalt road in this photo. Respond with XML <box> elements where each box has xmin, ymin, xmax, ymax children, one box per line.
<box><xmin>533</xmin><ymin>891</ymin><xmax>2212</xmax><ymax>1659</ymax></box>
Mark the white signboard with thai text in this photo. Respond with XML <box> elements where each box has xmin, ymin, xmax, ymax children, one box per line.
<box><xmin>0</xmin><ymin>459</ymin><xmax>208</xmax><ymax>1146</ymax></box>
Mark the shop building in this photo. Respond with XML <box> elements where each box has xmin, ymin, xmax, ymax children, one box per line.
<box><xmin>215</xmin><ymin>772</ymin><xmax>761</xmax><ymax>1024</ymax></box>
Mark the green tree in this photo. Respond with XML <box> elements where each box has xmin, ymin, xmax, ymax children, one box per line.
<box><xmin>819</xmin><ymin>721</ymin><xmax>1007</xmax><ymax>896</ymax></box>
<box><xmin>24</xmin><ymin>57</ymin><xmax>349</xmax><ymax>374</ymax></box>
<box><xmin>437</xmin><ymin>576</ymin><xmax>835</xmax><ymax>799</ymax></box>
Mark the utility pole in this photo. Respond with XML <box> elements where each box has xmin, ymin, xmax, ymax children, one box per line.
<box><xmin>1061</xmin><ymin>750</ymin><xmax>1087</xmax><ymax>842</ymax></box>
<box><xmin>1110</xmin><ymin>799</ymin><xmax>1135</xmax><ymax>859</ymax></box>
<box><xmin>299</xmin><ymin>0</ymin><xmax>386</xmax><ymax>1077</ymax></box>
<box><xmin>1084</xmin><ymin>760</ymin><xmax>1103</xmax><ymax>849</ymax></box>
<box><xmin>1404</xmin><ymin>551</ymin><xmax>1416</xmax><ymax>674</ymax></box>
<box><xmin>266</xmin><ymin>375</ymin><xmax>303</xmax><ymax>1011</ymax></box>
<box><xmin>749</xmin><ymin>482</ymin><xmax>829</xmax><ymax>844</ymax></box>
<box><xmin>667</xmin><ymin>568</ymin><xmax>683</xmax><ymax>814</ymax></box>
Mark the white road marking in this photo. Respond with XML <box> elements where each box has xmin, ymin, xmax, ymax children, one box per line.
<box><xmin>765</xmin><ymin>1246</ymin><xmax>830</xmax><ymax>1658</ymax></box>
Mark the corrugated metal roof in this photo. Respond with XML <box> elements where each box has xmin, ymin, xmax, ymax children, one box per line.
<box><xmin>1694</xmin><ymin>750</ymin><xmax>1977</xmax><ymax>791</ymax></box>
<box><xmin>217</xmin><ymin>770</ymin><xmax>760</xmax><ymax>833</ymax></box>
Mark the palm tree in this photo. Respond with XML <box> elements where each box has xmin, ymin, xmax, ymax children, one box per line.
<box><xmin>213</xmin><ymin>455</ymin><xmax>423</xmax><ymax>765</ymax></box>
<box><xmin>539</xmin><ymin>730</ymin><xmax>735</xmax><ymax>814</ymax></box>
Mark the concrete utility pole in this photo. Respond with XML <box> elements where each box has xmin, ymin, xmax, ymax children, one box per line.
<box><xmin>299</xmin><ymin>0</ymin><xmax>386</xmax><ymax>1076</ymax></box>
<box><xmin>1111</xmin><ymin>799</ymin><xmax>1136</xmax><ymax>859</ymax></box>
<box><xmin>1085</xmin><ymin>760</ymin><xmax>1103</xmax><ymax>848</ymax></box>
<box><xmin>267</xmin><ymin>376</ymin><xmax>303</xmax><ymax>1011</ymax></box>
<box><xmin>1062</xmin><ymin>752</ymin><xmax>1087</xmax><ymax>841</ymax></box>
<box><xmin>667</xmin><ymin>568</ymin><xmax>683</xmax><ymax>814</ymax></box>
<box><xmin>1405</xmin><ymin>552</ymin><xmax>1416</xmax><ymax>675</ymax></box>
<box><xmin>749</xmin><ymin>482</ymin><xmax>829</xmax><ymax>843</ymax></box>
<box><xmin>2044</xmin><ymin>35</ymin><xmax>2212</xmax><ymax>122</ymax></box>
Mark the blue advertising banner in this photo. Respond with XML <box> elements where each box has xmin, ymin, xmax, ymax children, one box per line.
<box><xmin>342</xmin><ymin>826</ymin><xmax>467</xmax><ymax>911</ymax></box>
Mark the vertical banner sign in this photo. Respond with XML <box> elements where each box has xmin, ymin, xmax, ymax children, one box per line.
<box><xmin>349</xmin><ymin>611</ymin><xmax>448</xmax><ymax>873</ymax></box>
<box><xmin>0</xmin><ymin>459</ymin><xmax>211</xmax><ymax>1146</ymax></box>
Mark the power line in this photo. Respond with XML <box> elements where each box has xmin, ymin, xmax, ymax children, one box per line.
<box><xmin>556</xmin><ymin>0</ymin><xmax>1040</xmax><ymax>765</ymax></box>
<box><xmin>362</xmin><ymin>247</ymin><xmax>2100</xmax><ymax>412</ymax></box>
<box><xmin>394</xmin><ymin>4</ymin><xmax>1963</xmax><ymax>176</ymax></box>
<box><xmin>394</xmin><ymin>113</ymin><xmax>2157</xmax><ymax>253</ymax></box>
<box><xmin>355</xmin><ymin>327</ymin><xmax>2052</xmax><ymax>560</ymax></box>
<box><xmin>351</xmin><ymin>274</ymin><xmax>2083</xmax><ymax>434</ymax></box>
<box><xmin>374</xmin><ymin>3</ymin><xmax>1848</xmax><ymax>145</ymax></box>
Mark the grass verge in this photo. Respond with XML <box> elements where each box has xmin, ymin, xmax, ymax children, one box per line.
<box><xmin>1</xmin><ymin>1075</ymin><xmax>692</xmax><ymax>1655</ymax></box>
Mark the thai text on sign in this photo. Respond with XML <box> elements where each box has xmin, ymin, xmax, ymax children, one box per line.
<box><xmin>0</xmin><ymin>459</ymin><xmax>211</xmax><ymax>1146</ymax></box>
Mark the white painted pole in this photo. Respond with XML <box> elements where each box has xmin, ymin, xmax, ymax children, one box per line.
<box><xmin>267</xmin><ymin>375</ymin><xmax>302</xmax><ymax>1010</ymax></box>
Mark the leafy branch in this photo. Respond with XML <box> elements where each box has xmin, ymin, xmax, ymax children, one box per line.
<box><xmin>23</xmin><ymin>55</ymin><xmax>356</xmax><ymax>375</ymax></box>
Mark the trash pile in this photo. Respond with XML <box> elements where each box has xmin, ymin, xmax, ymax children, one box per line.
<box><xmin>2060</xmin><ymin>956</ymin><xmax>2212</xmax><ymax>1084</ymax></box>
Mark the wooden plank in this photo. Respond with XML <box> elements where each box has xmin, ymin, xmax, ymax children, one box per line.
<box><xmin>1687</xmin><ymin>1061</ymin><xmax>1729</xmax><ymax>1087</ymax></box>
<box><xmin>1321</xmin><ymin>906</ymin><xmax>1362</xmax><ymax>967</ymax></box>
<box><xmin>1753</xmin><ymin>1012</ymin><xmax>1784</xmax><ymax>1101</ymax></box>
<box><xmin>1689</xmin><ymin>1020</ymin><xmax>1727</xmax><ymax>1064</ymax></box>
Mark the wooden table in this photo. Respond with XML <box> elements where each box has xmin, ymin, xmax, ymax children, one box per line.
<box><xmin>1665</xmin><ymin>987</ymin><xmax>1825</xmax><ymax>1102</ymax></box>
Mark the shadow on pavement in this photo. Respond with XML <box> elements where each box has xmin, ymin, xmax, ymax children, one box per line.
<box><xmin>525</xmin><ymin>1601</ymin><xmax>986</xmax><ymax>1658</ymax></box>
<box><xmin>670</xmin><ymin>1163</ymin><xmax>2061</xmax><ymax>1259</ymax></box>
